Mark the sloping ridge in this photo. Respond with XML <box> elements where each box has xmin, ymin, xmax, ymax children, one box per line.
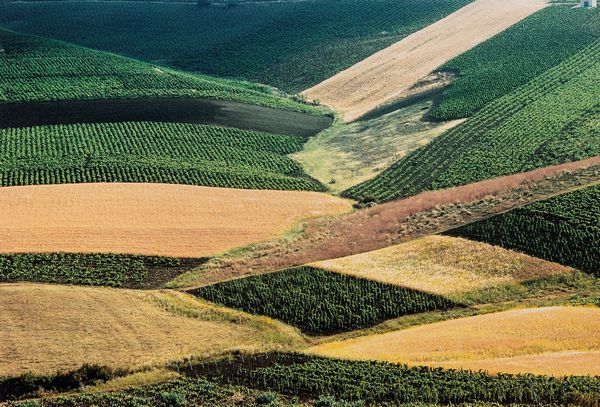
<box><xmin>303</xmin><ymin>0</ymin><xmax>547</xmax><ymax>122</ymax></box>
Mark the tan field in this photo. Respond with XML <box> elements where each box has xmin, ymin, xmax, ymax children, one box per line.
<box><xmin>314</xmin><ymin>235</ymin><xmax>573</xmax><ymax>295</ymax></box>
<box><xmin>0</xmin><ymin>283</ymin><xmax>304</xmax><ymax>376</ymax></box>
<box><xmin>303</xmin><ymin>0</ymin><xmax>547</xmax><ymax>122</ymax></box>
<box><xmin>308</xmin><ymin>307</ymin><xmax>600</xmax><ymax>376</ymax></box>
<box><xmin>0</xmin><ymin>183</ymin><xmax>351</xmax><ymax>258</ymax></box>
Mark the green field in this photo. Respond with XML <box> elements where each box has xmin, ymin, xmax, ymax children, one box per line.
<box><xmin>431</xmin><ymin>6</ymin><xmax>600</xmax><ymax>120</ymax></box>
<box><xmin>0</xmin><ymin>29</ymin><xmax>318</xmax><ymax>113</ymax></box>
<box><xmin>447</xmin><ymin>185</ymin><xmax>600</xmax><ymax>276</ymax></box>
<box><xmin>345</xmin><ymin>39</ymin><xmax>600</xmax><ymax>202</ymax></box>
<box><xmin>0</xmin><ymin>0</ymin><xmax>470</xmax><ymax>92</ymax></box>
<box><xmin>0</xmin><ymin>122</ymin><xmax>325</xmax><ymax>190</ymax></box>
<box><xmin>191</xmin><ymin>266</ymin><xmax>457</xmax><ymax>334</ymax></box>
<box><xmin>0</xmin><ymin>253</ymin><xmax>186</xmax><ymax>288</ymax></box>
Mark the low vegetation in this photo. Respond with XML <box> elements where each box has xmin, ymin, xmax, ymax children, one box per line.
<box><xmin>0</xmin><ymin>122</ymin><xmax>323</xmax><ymax>191</ymax></box>
<box><xmin>0</xmin><ymin>29</ymin><xmax>319</xmax><ymax>114</ymax></box>
<box><xmin>346</xmin><ymin>39</ymin><xmax>600</xmax><ymax>202</ymax></box>
<box><xmin>431</xmin><ymin>6</ymin><xmax>600</xmax><ymax>120</ymax></box>
<box><xmin>191</xmin><ymin>266</ymin><xmax>457</xmax><ymax>334</ymax></box>
<box><xmin>0</xmin><ymin>0</ymin><xmax>470</xmax><ymax>92</ymax></box>
<box><xmin>447</xmin><ymin>184</ymin><xmax>600</xmax><ymax>275</ymax></box>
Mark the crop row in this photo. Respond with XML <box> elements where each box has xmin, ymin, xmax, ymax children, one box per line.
<box><xmin>0</xmin><ymin>29</ymin><xmax>319</xmax><ymax>114</ymax></box>
<box><xmin>183</xmin><ymin>352</ymin><xmax>600</xmax><ymax>405</ymax></box>
<box><xmin>346</xmin><ymin>39</ymin><xmax>600</xmax><ymax>203</ymax></box>
<box><xmin>431</xmin><ymin>6</ymin><xmax>600</xmax><ymax>120</ymax></box>
<box><xmin>0</xmin><ymin>252</ymin><xmax>180</xmax><ymax>287</ymax></box>
<box><xmin>0</xmin><ymin>122</ymin><xmax>323</xmax><ymax>190</ymax></box>
<box><xmin>0</xmin><ymin>0</ymin><xmax>470</xmax><ymax>92</ymax></box>
<box><xmin>191</xmin><ymin>266</ymin><xmax>457</xmax><ymax>334</ymax></box>
<box><xmin>446</xmin><ymin>185</ymin><xmax>600</xmax><ymax>276</ymax></box>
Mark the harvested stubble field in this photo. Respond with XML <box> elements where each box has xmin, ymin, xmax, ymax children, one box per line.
<box><xmin>172</xmin><ymin>158</ymin><xmax>600</xmax><ymax>288</ymax></box>
<box><xmin>308</xmin><ymin>306</ymin><xmax>600</xmax><ymax>376</ymax></box>
<box><xmin>314</xmin><ymin>235</ymin><xmax>574</xmax><ymax>296</ymax></box>
<box><xmin>304</xmin><ymin>0</ymin><xmax>546</xmax><ymax>121</ymax></box>
<box><xmin>0</xmin><ymin>283</ymin><xmax>304</xmax><ymax>377</ymax></box>
<box><xmin>0</xmin><ymin>183</ymin><xmax>351</xmax><ymax>257</ymax></box>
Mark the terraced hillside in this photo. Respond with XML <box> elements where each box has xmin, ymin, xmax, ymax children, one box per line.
<box><xmin>447</xmin><ymin>184</ymin><xmax>600</xmax><ymax>275</ymax></box>
<box><xmin>0</xmin><ymin>0</ymin><xmax>470</xmax><ymax>92</ymax></box>
<box><xmin>346</xmin><ymin>39</ymin><xmax>600</xmax><ymax>202</ymax></box>
<box><xmin>431</xmin><ymin>6</ymin><xmax>600</xmax><ymax>120</ymax></box>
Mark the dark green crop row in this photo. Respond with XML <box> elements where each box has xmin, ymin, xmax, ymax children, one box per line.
<box><xmin>0</xmin><ymin>29</ymin><xmax>319</xmax><ymax>114</ymax></box>
<box><xmin>431</xmin><ymin>6</ymin><xmax>600</xmax><ymax>120</ymax></box>
<box><xmin>346</xmin><ymin>39</ymin><xmax>600</xmax><ymax>203</ymax></box>
<box><xmin>446</xmin><ymin>185</ymin><xmax>600</xmax><ymax>276</ymax></box>
<box><xmin>191</xmin><ymin>266</ymin><xmax>457</xmax><ymax>334</ymax></box>
<box><xmin>0</xmin><ymin>122</ymin><xmax>324</xmax><ymax>191</ymax></box>
<box><xmin>0</xmin><ymin>0</ymin><xmax>470</xmax><ymax>93</ymax></box>
<box><xmin>0</xmin><ymin>252</ymin><xmax>183</xmax><ymax>288</ymax></box>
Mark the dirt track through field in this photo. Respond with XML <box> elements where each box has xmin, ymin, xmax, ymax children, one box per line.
<box><xmin>303</xmin><ymin>0</ymin><xmax>547</xmax><ymax>122</ymax></box>
<box><xmin>0</xmin><ymin>183</ymin><xmax>351</xmax><ymax>257</ymax></box>
<box><xmin>308</xmin><ymin>306</ymin><xmax>600</xmax><ymax>376</ymax></box>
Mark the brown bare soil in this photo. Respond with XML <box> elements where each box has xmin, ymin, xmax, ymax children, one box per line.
<box><xmin>0</xmin><ymin>283</ymin><xmax>304</xmax><ymax>377</ymax></box>
<box><xmin>314</xmin><ymin>235</ymin><xmax>573</xmax><ymax>295</ymax></box>
<box><xmin>0</xmin><ymin>183</ymin><xmax>351</xmax><ymax>258</ymax></box>
<box><xmin>303</xmin><ymin>0</ymin><xmax>547</xmax><ymax>122</ymax></box>
<box><xmin>172</xmin><ymin>157</ymin><xmax>600</xmax><ymax>288</ymax></box>
<box><xmin>307</xmin><ymin>306</ymin><xmax>600</xmax><ymax>376</ymax></box>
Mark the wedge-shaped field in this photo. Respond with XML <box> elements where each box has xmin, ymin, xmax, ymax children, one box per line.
<box><xmin>431</xmin><ymin>6</ymin><xmax>600</xmax><ymax>120</ymax></box>
<box><xmin>308</xmin><ymin>306</ymin><xmax>600</xmax><ymax>376</ymax></box>
<box><xmin>447</xmin><ymin>184</ymin><xmax>600</xmax><ymax>275</ymax></box>
<box><xmin>0</xmin><ymin>284</ymin><xmax>303</xmax><ymax>377</ymax></box>
<box><xmin>304</xmin><ymin>0</ymin><xmax>546</xmax><ymax>121</ymax></box>
<box><xmin>0</xmin><ymin>29</ymin><xmax>317</xmax><ymax>114</ymax></box>
<box><xmin>0</xmin><ymin>0</ymin><xmax>470</xmax><ymax>93</ymax></box>
<box><xmin>346</xmin><ymin>39</ymin><xmax>600</xmax><ymax>202</ymax></box>
<box><xmin>0</xmin><ymin>122</ymin><xmax>323</xmax><ymax>191</ymax></box>
<box><xmin>314</xmin><ymin>236</ymin><xmax>573</xmax><ymax>296</ymax></box>
<box><xmin>0</xmin><ymin>183</ymin><xmax>351</xmax><ymax>258</ymax></box>
<box><xmin>191</xmin><ymin>266</ymin><xmax>457</xmax><ymax>334</ymax></box>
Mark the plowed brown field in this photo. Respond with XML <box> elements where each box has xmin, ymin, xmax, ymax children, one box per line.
<box><xmin>308</xmin><ymin>307</ymin><xmax>600</xmax><ymax>376</ymax></box>
<box><xmin>304</xmin><ymin>0</ymin><xmax>546</xmax><ymax>121</ymax></box>
<box><xmin>0</xmin><ymin>183</ymin><xmax>351</xmax><ymax>257</ymax></box>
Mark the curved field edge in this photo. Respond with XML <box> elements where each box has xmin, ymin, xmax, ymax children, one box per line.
<box><xmin>0</xmin><ymin>29</ymin><xmax>323</xmax><ymax>115</ymax></box>
<box><xmin>0</xmin><ymin>122</ymin><xmax>327</xmax><ymax>191</ymax></box>
<box><xmin>307</xmin><ymin>306</ymin><xmax>600</xmax><ymax>377</ymax></box>
<box><xmin>430</xmin><ymin>6</ymin><xmax>600</xmax><ymax>120</ymax></box>
<box><xmin>345</xmin><ymin>40</ymin><xmax>600</xmax><ymax>203</ymax></box>
<box><xmin>0</xmin><ymin>183</ymin><xmax>352</xmax><ymax>258</ymax></box>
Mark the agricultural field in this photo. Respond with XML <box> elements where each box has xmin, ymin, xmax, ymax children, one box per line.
<box><xmin>0</xmin><ymin>122</ymin><xmax>325</xmax><ymax>190</ymax></box>
<box><xmin>447</xmin><ymin>184</ymin><xmax>600</xmax><ymax>275</ymax></box>
<box><xmin>0</xmin><ymin>0</ymin><xmax>471</xmax><ymax>92</ymax></box>
<box><xmin>314</xmin><ymin>235</ymin><xmax>574</xmax><ymax>296</ymax></box>
<box><xmin>346</xmin><ymin>39</ymin><xmax>600</xmax><ymax>202</ymax></box>
<box><xmin>431</xmin><ymin>6</ymin><xmax>600</xmax><ymax>120</ymax></box>
<box><xmin>308</xmin><ymin>306</ymin><xmax>600</xmax><ymax>376</ymax></box>
<box><xmin>0</xmin><ymin>284</ymin><xmax>304</xmax><ymax>377</ymax></box>
<box><xmin>0</xmin><ymin>183</ymin><xmax>351</xmax><ymax>257</ymax></box>
<box><xmin>191</xmin><ymin>266</ymin><xmax>458</xmax><ymax>334</ymax></box>
<box><xmin>0</xmin><ymin>29</ymin><xmax>320</xmax><ymax>114</ymax></box>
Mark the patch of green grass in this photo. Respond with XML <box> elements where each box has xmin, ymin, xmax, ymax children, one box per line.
<box><xmin>190</xmin><ymin>266</ymin><xmax>458</xmax><ymax>334</ymax></box>
<box><xmin>345</xmin><ymin>39</ymin><xmax>600</xmax><ymax>202</ymax></box>
<box><xmin>0</xmin><ymin>122</ymin><xmax>324</xmax><ymax>190</ymax></box>
<box><xmin>0</xmin><ymin>0</ymin><xmax>471</xmax><ymax>93</ymax></box>
<box><xmin>431</xmin><ymin>6</ymin><xmax>600</xmax><ymax>120</ymax></box>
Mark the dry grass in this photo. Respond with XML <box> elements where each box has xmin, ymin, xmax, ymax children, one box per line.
<box><xmin>308</xmin><ymin>306</ymin><xmax>600</xmax><ymax>376</ymax></box>
<box><xmin>304</xmin><ymin>0</ymin><xmax>546</xmax><ymax>121</ymax></box>
<box><xmin>314</xmin><ymin>235</ymin><xmax>573</xmax><ymax>295</ymax></box>
<box><xmin>0</xmin><ymin>283</ymin><xmax>305</xmax><ymax>377</ymax></box>
<box><xmin>0</xmin><ymin>183</ymin><xmax>351</xmax><ymax>258</ymax></box>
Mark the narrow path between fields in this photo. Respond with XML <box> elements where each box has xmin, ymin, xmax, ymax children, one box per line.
<box><xmin>303</xmin><ymin>0</ymin><xmax>547</xmax><ymax>122</ymax></box>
